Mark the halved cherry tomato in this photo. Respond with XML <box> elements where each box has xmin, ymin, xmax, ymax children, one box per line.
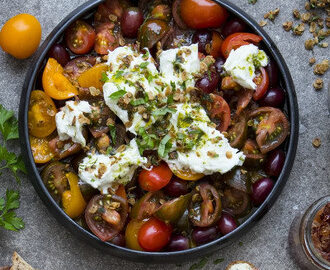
<box><xmin>236</xmin><ymin>88</ymin><xmax>253</xmax><ymax>115</ymax></box>
<box><xmin>48</xmin><ymin>136</ymin><xmax>82</xmax><ymax>160</ymax></box>
<box><xmin>138</xmin><ymin>217</ymin><xmax>172</xmax><ymax>251</ymax></box>
<box><xmin>94</xmin><ymin>23</ymin><xmax>119</xmax><ymax>55</ymax></box>
<box><xmin>94</xmin><ymin>0</ymin><xmax>126</xmax><ymax>24</ymax></box>
<box><xmin>85</xmin><ymin>194</ymin><xmax>128</xmax><ymax>242</ymax></box>
<box><xmin>30</xmin><ymin>135</ymin><xmax>54</xmax><ymax>164</ymax></box>
<box><xmin>65</xmin><ymin>20</ymin><xmax>96</xmax><ymax>54</ymax></box>
<box><xmin>138</xmin><ymin>162</ymin><xmax>172</xmax><ymax>191</ymax></box>
<box><xmin>172</xmin><ymin>168</ymin><xmax>204</xmax><ymax>181</ymax></box>
<box><xmin>77</xmin><ymin>63</ymin><xmax>108</xmax><ymax>90</ymax></box>
<box><xmin>210</xmin><ymin>31</ymin><xmax>223</xmax><ymax>58</ymax></box>
<box><xmin>221</xmin><ymin>32</ymin><xmax>263</xmax><ymax>58</ymax></box>
<box><xmin>125</xmin><ymin>219</ymin><xmax>145</xmax><ymax>250</ymax></box>
<box><xmin>222</xmin><ymin>187</ymin><xmax>251</xmax><ymax>217</ymax></box>
<box><xmin>189</xmin><ymin>183</ymin><xmax>221</xmax><ymax>227</ymax></box>
<box><xmin>42</xmin><ymin>58</ymin><xmax>78</xmax><ymax>100</ymax></box>
<box><xmin>242</xmin><ymin>139</ymin><xmax>265</xmax><ymax>167</ymax></box>
<box><xmin>207</xmin><ymin>94</ymin><xmax>231</xmax><ymax>132</ymax></box>
<box><xmin>180</xmin><ymin>0</ymin><xmax>228</xmax><ymax>29</ymax></box>
<box><xmin>227</xmin><ymin>112</ymin><xmax>248</xmax><ymax>149</ymax></box>
<box><xmin>131</xmin><ymin>191</ymin><xmax>164</xmax><ymax>220</ymax></box>
<box><xmin>248</xmin><ymin>107</ymin><xmax>289</xmax><ymax>154</ymax></box>
<box><xmin>64</xmin><ymin>56</ymin><xmax>96</xmax><ymax>82</ymax></box>
<box><xmin>253</xmin><ymin>67</ymin><xmax>269</xmax><ymax>101</ymax></box>
<box><xmin>115</xmin><ymin>184</ymin><xmax>127</xmax><ymax>200</ymax></box>
<box><xmin>138</xmin><ymin>19</ymin><xmax>169</xmax><ymax>49</ymax></box>
<box><xmin>28</xmin><ymin>90</ymin><xmax>57</xmax><ymax>138</ymax></box>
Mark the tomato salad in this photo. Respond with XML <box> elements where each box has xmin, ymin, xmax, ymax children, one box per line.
<box><xmin>28</xmin><ymin>0</ymin><xmax>290</xmax><ymax>252</ymax></box>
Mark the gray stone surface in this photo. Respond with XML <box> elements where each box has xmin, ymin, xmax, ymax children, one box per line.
<box><xmin>0</xmin><ymin>0</ymin><xmax>329</xmax><ymax>269</ymax></box>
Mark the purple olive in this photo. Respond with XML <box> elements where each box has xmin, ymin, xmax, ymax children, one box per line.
<box><xmin>192</xmin><ymin>30</ymin><xmax>212</xmax><ymax>54</ymax></box>
<box><xmin>195</xmin><ymin>72</ymin><xmax>220</xmax><ymax>93</ymax></box>
<box><xmin>264</xmin><ymin>149</ymin><xmax>285</xmax><ymax>177</ymax></box>
<box><xmin>222</xmin><ymin>17</ymin><xmax>246</xmax><ymax>37</ymax></box>
<box><xmin>259</xmin><ymin>87</ymin><xmax>285</xmax><ymax>108</ymax></box>
<box><xmin>110</xmin><ymin>233</ymin><xmax>125</xmax><ymax>247</ymax></box>
<box><xmin>48</xmin><ymin>44</ymin><xmax>70</xmax><ymax>67</ymax></box>
<box><xmin>164</xmin><ymin>177</ymin><xmax>189</xmax><ymax>197</ymax></box>
<box><xmin>214</xmin><ymin>57</ymin><xmax>225</xmax><ymax>74</ymax></box>
<box><xmin>251</xmin><ymin>178</ymin><xmax>274</xmax><ymax>206</ymax></box>
<box><xmin>192</xmin><ymin>226</ymin><xmax>218</xmax><ymax>246</ymax></box>
<box><xmin>121</xmin><ymin>7</ymin><xmax>144</xmax><ymax>38</ymax></box>
<box><xmin>266</xmin><ymin>60</ymin><xmax>279</xmax><ymax>87</ymax></box>
<box><xmin>167</xmin><ymin>235</ymin><xmax>189</xmax><ymax>251</ymax></box>
<box><xmin>218</xmin><ymin>212</ymin><xmax>238</xmax><ymax>235</ymax></box>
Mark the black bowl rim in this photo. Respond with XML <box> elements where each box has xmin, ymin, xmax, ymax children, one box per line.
<box><xmin>18</xmin><ymin>0</ymin><xmax>299</xmax><ymax>264</ymax></box>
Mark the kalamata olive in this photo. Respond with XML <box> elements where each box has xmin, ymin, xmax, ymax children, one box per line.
<box><xmin>167</xmin><ymin>235</ymin><xmax>189</xmax><ymax>251</ymax></box>
<box><xmin>264</xmin><ymin>149</ymin><xmax>285</xmax><ymax>177</ymax></box>
<box><xmin>121</xmin><ymin>7</ymin><xmax>144</xmax><ymax>38</ymax></box>
<box><xmin>266</xmin><ymin>60</ymin><xmax>279</xmax><ymax>87</ymax></box>
<box><xmin>259</xmin><ymin>87</ymin><xmax>285</xmax><ymax>108</ymax></box>
<box><xmin>110</xmin><ymin>233</ymin><xmax>126</xmax><ymax>247</ymax></box>
<box><xmin>48</xmin><ymin>44</ymin><xmax>70</xmax><ymax>67</ymax></box>
<box><xmin>195</xmin><ymin>72</ymin><xmax>220</xmax><ymax>93</ymax></box>
<box><xmin>192</xmin><ymin>30</ymin><xmax>212</xmax><ymax>54</ymax></box>
<box><xmin>192</xmin><ymin>226</ymin><xmax>218</xmax><ymax>246</ymax></box>
<box><xmin>214</xmin><ymin>57</ymin><xmax>225</xmax><ymax>74</ymax></box>
<box><xmin>218</xmin><ymin>212</ymin><xmax>238</xmax><ymax>235</ymax></box>
<box><xmin>164</xmin><ymin>177</ymin><xmax>189</xmax><ymax>197</ymax></box>
<box><xmin>222</xmin><ymin>17</ymin><xmax>246</xmax><ymax>37</ymax></box>
<box><xmin>251</xmin><ymin>178</ymin><xmax>274</xmax><ymax>206</ymax></box>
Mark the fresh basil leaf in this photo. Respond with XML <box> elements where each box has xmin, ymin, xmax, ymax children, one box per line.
<box><xmin>130</xmin><ymin>98</ymin><xmax>146</xmax><ymax>106</ymax></box>
<box><xmin>158</xmin><ymin>134</ymin><xmax>172</xmax><ymax>158</ymax></box>
<box><xmin>109</xmin><ymin>90</ymin><xmax>127</xmax><ymax>100</ymax></box>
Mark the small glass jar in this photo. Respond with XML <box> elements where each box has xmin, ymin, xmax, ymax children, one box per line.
<box><xmin>288</xmin><ymin>196</ymin><xmax>330</xmax><ymax>270</ymax></box>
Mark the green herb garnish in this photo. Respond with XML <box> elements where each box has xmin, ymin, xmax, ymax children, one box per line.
<box><xmin>100</xmin><ymin>72</ymin><xmax>108</xmax><ymax>83</ymax></box>
<box><xmin>130</xmin><ymin>98</ymin><xmax>146</xmax><ymax>106</ymax></box>
<box><xmin>158</xmin><ymin>134</ymin><xmax>172</xmax><ymax>158</ymax></box>
<box><xmin>152</xmin><ymin>107</ymin><xmax>177</xmax><ymax>116</ymax></box>
<box><xmin>213</xmin><ymin>258</ymin><xmax>224</xmax><ymax>265</ymax></box>
<box><xmin>0</xmin><ymin>190</ymin><xmax>24</xmax><ymax>231</ymax></box>
<box><xmin>109</xmin><ymin>89</ymin><xmax>127</xmax><ymax>100</ymax></box>
<box><xmin>108</xmin><ymin>125</ymin><xmax>116</xmax><ymax>144</ymax></box>
<box><xmin>139</xmin><ymin>62</ymin><xmax>149</xmax><ymax>69</ymax></box>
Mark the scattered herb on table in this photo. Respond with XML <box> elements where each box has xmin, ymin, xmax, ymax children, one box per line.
<box><xmin>213</xmin><ymin>258</ymin><xmax>224</xmax><ymax>264</ymax></box>
<box><xmin>0</xmin><ymin>190</ymin><xmax>24</xmax><ymax>231</ymax></box>
<box><xmin>189</xmin><ymin>257</ymin><xmax>208</xmax><ymax>270</ymax></box>
<box><xmin>248</xmin><ymin>0</ymin><xmax>257</xmax><ymax>4</ymax></box>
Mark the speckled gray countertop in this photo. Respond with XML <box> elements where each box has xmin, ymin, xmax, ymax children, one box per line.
<box><xmin>0</xmin><ymin>0</ymin><xmax>329</xmax><ymax>269</ymax></box>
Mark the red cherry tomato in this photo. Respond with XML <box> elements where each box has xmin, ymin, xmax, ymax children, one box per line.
<box><xmin>65</xmin><ymin>20</ymin><xmax>96</xmax><ymax>54</ymax></box>
<box><xmin>253</xmin><ymin>67</ymin><xmax>269</xmax><ymax>100</ymax></box>
<box><xmin>208</xmin><ymin>94</ymin><xmax>231</xmax><ymax>132</ymax></box>
<box><xmin>180</xmin><ymin>0</ymin><xmax>229</xmax><ymax>29</ymax></box>
<box><xmin>94</xmin><ymin>23</ymin><xmax>119</xmax><ymax>55</ymax></box>
<box><xmin>221</xmin><ymin>32</ymin><xmax>263</xmax><ymax>58</ymax></box>
<box><xmin>138</xmin><ymin>218</ymin><xmax>172</xmax><ymax>251</ymax></box>
<box><xmin>138</xmin><ymin>162</ymin><xmax>173</xmax><ymax>191</ymax></box>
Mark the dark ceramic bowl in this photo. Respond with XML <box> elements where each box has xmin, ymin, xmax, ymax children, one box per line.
<box><xmin>19</xmin><ymin>0</ymin><xmax>299</xmax><ymax>264</ymax></box>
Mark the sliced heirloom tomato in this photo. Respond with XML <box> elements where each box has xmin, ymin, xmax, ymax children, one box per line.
<box><xmin>210</xmin><ymin>31</ymin><xmax>224</xmax><ymax>58</ymax></box>
<box><xmin>222</xmin><ymin>187</ymin><xmax>251</xmax><ymax>218</ymax></box>
<box><xmin>206</xmin><ymin>94</ymin><xmax>231</xmax><ymax>132</ymax></box>
<box><xmin>77</xmin><ymin>63</ymin><xmax>108</xmax><ymax>90</ymax></box>
<box><xmin>242</xmin><ymin>139</ymin><xmax>265</xmax><ymax>167</ymax></box>
<box><xmin>138</xmin><ymin>217</ymin><xmax>172</xmax><ymax>252</ymax></box>
<box><xmin>248</xmin><ymin>107</ymin><xmax>289</xmax><ymax>154</ymax></box>
<box><xmin>253</xmin><ymin>67</ymin><xmax>269</xmax><ymax>101</ymax></box>
<box><xmin>221</xmin><ymin>33</ymin><xmax>263</xmax><ymax>58</ymax></box>
<box><xmin>42</xmin><ymin>58</ymin><xmax>78</xmax><ymax>100</ymax></box>
<box><xmin>227</xmin><ymin>112</ymin><xmax>247</xmax><ymax>149</ymax></box>
<box><xmin>85</xmin><ymin>194</ymin><xmax>128</xmax><ymax>242</ymax></box>
<box><xmin>172</xmin><ymin>168</ymin><xmax>204</xmax><ymax>181</ymax></box>
<box><xmin>30</xmin><ymin>135</ymin><xmax>55</xmax><ymax>164</ymax></box>
<box><xmin>189</xmin><ymin>183</ymin><xmax>221</xmax><ymax>227</ymax></box>
<box><xmin>64</xmin><ymin>56</ymin><xmax>96</xmax><ymax>82</ymax></box>
<box><xmin>28</xmin><ymin>90</ymin><xmax>57</xmax><ymax>138</ymax></box>
<box><xmin>48</xmin><ymin>136</ymin><xmax>82</xmax><ymax>160</ymax></box>
<box><xmin>130</xmin><ymin>191</ymin><xmax>164</xmax><ymax>220</ymax></box>
<box><xmin>180</xmin><ymin>0</ymin><xmax>229</xmax><ymax>29</ymax></box>
<box><xmin>94</xmin><ymin>0</ymin><xmax>127</xmax><ymax>24</ymax></box>
<box><xmin>138</xmin><ymin>19</ymin><xmax>169</xmax><ymax>49</ymax></box>
<box><xmin>94</xmin><ymin>23</ymin><xmax>119</xmax><ymax>55</ymax></box>
<box><xmin>138</xmin><ymin>162</ymin><xmax>172</xmax><ymax>191</ymax></box>
<box><xmin>65</xmin><ymin>20</ymin><xmax>96</xmax><ymax>55</ymax></box>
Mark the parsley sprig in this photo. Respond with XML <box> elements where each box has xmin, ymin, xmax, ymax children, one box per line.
<box><xmin>0</xmin><ymin>190</ymin><xmax>24</xmax><ymax>231</ymax></box>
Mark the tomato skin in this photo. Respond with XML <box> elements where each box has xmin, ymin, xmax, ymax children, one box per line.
<box><xmin>94</xmin><ymin>23</ymin><xmax>119</xmax><ymax>55</ymax></box>
<box><xmin>65</xmin><ymin>20</ymin><xmax>96</xmax><ymax>54</ymax></box>
<box><xmin>208</xmin><ymin>94</ymin><xmax>231</xmax><ymax>132</ymax></box>
<box><xmin>139</xmin><ymin>162</ymin><xmax>172</xmax><ymax>191</ymax></box>
<box><xmin>253</xmin><ymin>67</ymin><xmax>270</xmax><ymax>100</ymax></box>
<box><xmin>0</xmin><ymin>14</ymin><xmax>41</xmax><ymax>59</ymax></box>
<box><xmin>172</xmin><ymin>168</ymin><xmax>204</xmax><ymax>181</ymax></box>
<box><xmin>125</xmin><ymin>219</ymin><xmax>145</xmax><ymax>250</ymax></box>
<box><xmin>138</xmin><ymin>218</ymin><xmax>172</xmax><ymax>251</ymax></box>
<box><xmin>180</xmin><ymin>0</ymin><xmax>228</xmax><ymax>29</ymax></box>
<box><xmin>221</xmin><ymin>32</ymin><xmax>263</xmax><ymax>58</ymax></box>
<box><xmin>28</xmin><ymin>90</ymin><xmax>57</xmax><ymax>138</ymax></box>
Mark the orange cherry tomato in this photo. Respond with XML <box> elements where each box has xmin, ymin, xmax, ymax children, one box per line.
<box><xmin>77</xmin><ymin>63</ymin><xmax>108</xmax><ymax>90</ymax></box>
<box><xmin>65</xmin><ymin>20</ymin><xmax>96</xmax><ymax>55</ymax></box>
<box><xmin>138</xmin><ymin>217</ymin><xmax>172</xmax><ymax>252</ymax></box>
<box><xmin>253</xmin><ymin>67</ymin><xmax>269</xmax><ymax>101</ymax></box>
<box><xmin>42</xmin><ymin>58</ymin><xmax>78</xmax><ymax>100</ymax></box>
<box><xmin>115</xmin><ymin>184</ymin><xmax>127</xmax><ymax>200</ymax></box>
<box><xmin>210</xmin><ymin>31</ymin><xmax>224</xmax><ymax>58</ymax></box>
<box><xmin>208</xmin><ymin>94</ymin><xmax>231</xmax><ymax>132</ymax></box>
<box><xmin>180</xmin><ymin>0</ymin><xmax>228</xmax><ymax>29</ymax></box>
<box><xmin>138</xmin><ymin>162</ymin><xmax>172</xmax><ymax>191</ymax></box>
<box><xmin>30</xmin><ymin>135</ymin><xmax>54</xmax><ymax>164</ymax></box>
<box><xmin>173</xmin><ymin>168</ymin><xmax>204</xmax><ymax>181</ymax></box>
<box><xmin>221</xmin><ymin>32</ymin><xmax>263</xmax><ymax>58</ymax></box>
<box><xmin>0</xmin><ymin>14</ymin><xmax>41</xmax><ymax>59</ymax></box>
<box><xmin>28</xmin><ymin>90</ymin><xmax>57</xmax><ymax>138</ymax></box>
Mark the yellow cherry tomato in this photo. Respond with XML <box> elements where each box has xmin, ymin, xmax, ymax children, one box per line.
<box><xmin>62</xmin><ymin>172</ymin><xmax>86</xmax><ymax>219</ymax></box>
<box><xmin>30</xmin><ymin>135</ymin><xmax>54</xmax><ymax>164</ymax></box>
<box><xmin>0</xmin><ymin>14</ymin><xmax>41</xmax><ymax>59</ymax></box>
<box><xmin>172</xmin><ymin>168</ymin><xmax>204</xmax><ymax>181</ymax></box>
<box><xmin>125</xmin><ymin>219</ymin><xmax>146</xmax><ymax>251</ymax></box>
<box><xmin>77</xmin><ymin>63</ymin><xmax>108</xmax><ymax>90</ymax></box>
